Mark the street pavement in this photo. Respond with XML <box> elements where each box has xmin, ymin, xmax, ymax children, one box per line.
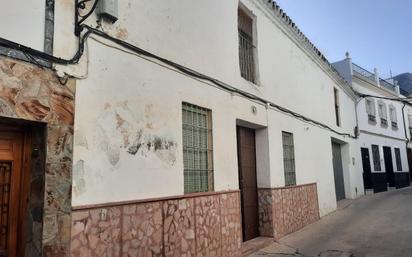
<box><xmin>249</xmin><ymin>187</ymin><xmax>412</xmax><ymax>257</ymax></box>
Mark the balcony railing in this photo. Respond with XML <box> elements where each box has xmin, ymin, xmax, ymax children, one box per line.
<box><xmin>352</xmin><ymin>63</ymin><xmax>397</xmax><ymax>93</ymax></box>
<box><xmin>379</xmin><ymin>79</ymin><xmax>396</xmax><ymax>92</ymax></box>
<box><xmin>352</xmin><ymin>63</ymin><xmax>375</xmax><ymax>81</ymax></box>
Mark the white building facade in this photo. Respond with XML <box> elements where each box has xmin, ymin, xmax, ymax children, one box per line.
<box><xmin>64</xmin><ymin>0</ymin><xmax>364</xmax><ymax>255</ymax></box>
<box><xmin>0</xmin><ymin>0</ymin><xmax>382</xmax><ymax>256</ymax></box>
<box><xmin>334</xmin><ymin>55</ymin><xmax>411</xmax><ymax>193</ymax></box>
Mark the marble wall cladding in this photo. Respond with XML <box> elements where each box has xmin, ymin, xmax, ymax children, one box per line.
<box><xmin>194</xmin><ymin>196</ymin><xmax>221</xmax><ymax>257</ymax></box>
<box><xmin>163</xmin><ymin>198</ymin><xmax>196</xmax><ymax>257</ymax></box>
<box><xmin>122</xmin><ymin>202</ymin><xmax>163</xmax><ymax>257</ymax></box>
<box><xmin>220</xmin><ymin>192</ymin><xmax>242</xmax><ymax>257</ymax></box>
<box><xmin>0</xmin><ymin>57</ymin><xmax>75</xmax><ymax>256</ymax></box>
<box><xmin>257</xmin><ymin>189</ymin><xmax>273</xmax><ymax>237</ymax></box>
<box><xmin>70</xmin><ymin>191</ymin><xmax>242</xmax><ymax>257</ymax></box>
<box><xmin>258</xmin><ymin>184</ymin><xmax>320</xmax><ymax>240</ymax></box>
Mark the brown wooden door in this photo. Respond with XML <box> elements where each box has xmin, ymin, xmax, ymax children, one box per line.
<box><xmin>237</xmin><ymin>126</ymin><xmax>259</xmax><ymax>241</ymax></box>
<box><xmin>0</xmin><ymin>128</ymin><xmax>29</xmax><ymax>257</ymax></box>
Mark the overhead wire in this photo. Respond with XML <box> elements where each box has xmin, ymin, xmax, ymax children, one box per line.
<box><xmin>0</xmin><ymin>1</ymin><xmax>358</xmax><ymax>139</ymax></box>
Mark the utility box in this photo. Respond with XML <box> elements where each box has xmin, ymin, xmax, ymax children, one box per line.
<box><xmin>96</xmin><ymin>0</ymin><xmax>118</xmax><ymax>23</ymax></box>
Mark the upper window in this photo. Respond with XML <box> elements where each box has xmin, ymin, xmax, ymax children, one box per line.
<box><xmin>389</xmin><ymin>105</ymin><xmax>398</xmax><ymax>129</ymax></box>
<box><xmin>238</xmin><ymin>6</ymin><xmax>257</xmax><ymax>83</ymax></box>
<box><xmin>408</xmin><ymin>114</ymin><xmax>412</xmax><ymax>136</ymax></box>
<box><xmin>334</xmin><ymin>88</ymin><xmax>340</xmax><ymax>127</ymax></box>
<box><xmin>395</xmin><ymin>148</ymin><xmax>402</xmax><ymax>171</ymax></box>
<box><xmin>377</xmin><ymin>100</ymin><xmax>388</xmax><ymax>127</ymax></box>
<box><xmin>365</xmin><ymin>99</ymin><xmax>376</xmax><ymax>123</ymax></box>
<box><xmin>182</xmin><ymin>103</ymin><xmax>213</xmax><ymax>193</ymax></box>
<box><xmin>371</xmin><ymin>144</ymin><xmax>381</xmax><ymax>171</ymax></box>
<box><xmin>282</xmin><ymin>132</ymin><xmax>296</xmax><ymax>186</ymax></box>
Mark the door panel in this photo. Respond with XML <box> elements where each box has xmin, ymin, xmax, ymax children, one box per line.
<box><xmin>237</xmin><ymin>126</ymin><xmax>259</xmax><ymax>242</ymax></box>
<box><xmin>383</xmin><ymin>146</ymin><xmax>395</xmax><ymax>187</ymax></box>
<box><xmin>407</xmin><ymin>148</ymin><xmax>412</xmax><ymax>180</ymax></box>
<box><xmin>361</xmin><ymin>148</ymin><xmax>373</xmax><ymax>189</ymax></box>
<box><xmin>0</xmin><ymin>130</ymin><xmax>27</xmax><ymax>257</ymax></box>
<box><xmin>332</xmin><ymin>142</ymin><xmax>345</xmax><ymax>201</ymax></box>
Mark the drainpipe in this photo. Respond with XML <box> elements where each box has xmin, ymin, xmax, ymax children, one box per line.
<box><xmin>401</xmin><ymin>103</ymin><xmax>411</xmax><ymax>180</ymax></box>
<box><xmin>346</xmin><ymin>52</ymin><xmax>360</xmax><ymax>138</ymax></box>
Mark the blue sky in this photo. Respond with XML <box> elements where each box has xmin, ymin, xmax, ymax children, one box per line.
<box><xmin>274</xmin><ymin>0</ymin><xmax>412</xmax><ymax>78</ymax></box>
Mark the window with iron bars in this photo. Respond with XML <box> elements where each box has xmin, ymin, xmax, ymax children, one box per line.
<box><xmin>238</xmin><ymin>7</ymin><xmax>256</xmax><ymax>83</ymax></box>
<box><xmin>395</xmin><ymin>148</ymin><xmax>402</xmax><ymax>171</ymax></box>
<box><xmin>282</xmin><ymin>132</ymin><xmax>296</xmax><ymax>186</ymax></box>
<box><xmin>182</xmin><ymin>103</ymin><xmax>214</xmax><ymax>193</ymax></box>
<box><xmin>371</xmin><ymin>145</ymin><xmax>381</xmax><ymax>171</ymax></box>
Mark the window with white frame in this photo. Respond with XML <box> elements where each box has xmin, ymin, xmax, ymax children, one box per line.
<box><xmin>389</xmin><ymin>105</ymin><xmax>398</xmax><ymax>129</ymax></box>
<box><xmin>377</xmin><ymin>100</ymin><xmax>388</xmax><ymax>127</ymax></box>
<box><xmin>365</xmin><ymin>99</ymin><xmax>376</xmax><ymax>123</ymax></box>
<box><xmin>371</xmin><ymin>145</ymin><xmax>381</xmax><ymax>171</ymax></box>
<box><xmin>282</xmin><ymin>132</ymin><xmax>296</xmax><ymax>186</ymax></box>
<box><xmin>182</xmin><ymin>102</ymin><xmax>214</xmax><ymax>193</ymax></box>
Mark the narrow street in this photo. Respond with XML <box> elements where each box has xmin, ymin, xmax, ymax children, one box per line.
<box><xmin>250</xmin><ymin>187</ymin><xmax>412</xmax><ymax>257</ymax></box>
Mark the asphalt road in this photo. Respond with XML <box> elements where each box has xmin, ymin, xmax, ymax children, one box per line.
<box><xmin>250</xmin><ymin>187</ymin><xmax>412</xmax><ymax>257</ymax></box>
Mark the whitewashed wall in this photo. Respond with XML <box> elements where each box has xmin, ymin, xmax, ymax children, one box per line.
<box><xmin>0</xmin><ymin>0</ymin><xmax>45</xmax><ymax>51</ymax></box>
<box><xmin>56</xmin><ymin>0</ymin><xmax>363</xmax><ymax>216</ymax></box>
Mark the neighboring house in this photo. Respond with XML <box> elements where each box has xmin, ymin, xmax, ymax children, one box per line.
<box><xmin>0</xmin><ymin>0</ymin><xmax>372</xmax><ymax>256</ymax></box>
<box><xmin>333</xmin><ymin>55</ymin><xmax>411</xmax><ymax>194</ymax></box>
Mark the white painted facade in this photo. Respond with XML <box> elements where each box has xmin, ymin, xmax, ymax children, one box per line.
<box><xmin>0</xmin><ymin>0</ymin><xmax>367</xmax><ymax>217</ymax></box>
<box><xmin>333</xmin><ymin>57</ymin><xmax>410</xmax><ymax>184</ymax></box>
<box><xmin>47</xmin><ymin>0</ymin><xmax>363</xmax><ymax>217</ymax></box>
<box><xmin>0</xmin><ymin>0</ymin><xmax>45</xmax><ymax>51</ymax></box>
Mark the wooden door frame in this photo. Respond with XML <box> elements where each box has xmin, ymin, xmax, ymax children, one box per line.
<box><xmin>236</xmin><ymin>126</ymin><xmax>259</xmax><ymax>242</ymax></box>
<box><xmin>0</xmin><ymin>124</ymin><xmax>32</xmax><ymax>257</ymax></box>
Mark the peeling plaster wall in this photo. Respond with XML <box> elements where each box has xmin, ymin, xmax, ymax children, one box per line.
<box><xmin>66</xmin><ymin>0</ymin><xmax>363</xmax><ymax>216</ymax></box>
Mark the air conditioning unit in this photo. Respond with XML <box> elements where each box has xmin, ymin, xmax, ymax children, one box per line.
<box><xmin>96</xmin><ymin>0</ymin><xmax>118</xmax><ymax>23</ymax></box>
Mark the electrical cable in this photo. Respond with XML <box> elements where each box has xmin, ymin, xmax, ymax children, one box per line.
<box><xmin>0</xmin><ymin>5</ymin><xmax>358</xmax><ymax>139</ymax></box>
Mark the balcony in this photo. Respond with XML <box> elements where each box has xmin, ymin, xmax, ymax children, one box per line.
<box><xmin>352</xmin><ymin>63</ymin><xmax>375</xmax><ymax>82</ymax></box>
<box><xmin>352</xmin><ymin>63</ymin><xmax>397</xmax><ymax>93</ymax></box>
<box><xmin>379</xmin><ymin>79</ymin><xmax>396</xmax><ymax>92</ymax></box>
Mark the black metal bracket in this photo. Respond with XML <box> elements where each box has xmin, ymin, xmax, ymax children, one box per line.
<box><xmin>75</xmin><ymin>0</ymin><xmax>99</xmax><ymax>36</ymax></box>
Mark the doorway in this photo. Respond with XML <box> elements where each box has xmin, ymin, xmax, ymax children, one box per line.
<box><xmin>361</xmin><ymin>148</ymin><xmax>373</xmax><ymax>189</ymax></box>
<box><xmin>0</xmin><ymin>127</ymin><xmax>31</xmax><ymax>257</ymax></box>
<box><xmin>237</xmin><ymin>126</ymin><xmax>259</xmax><ymax>242</ymax></box>
<box><xmin>383</xmin><ymin>146</ymin><xmax>395</xmax><ymax>187</ymax></box>
<box><xmin>332</xmin><ymin>142</ymin><xmax>345</xmax><ymax>201</ymax></box>
<box><xmin>407</xmin><ymin>148</ymin><xmax>412</xmax><ymax>180</ymax></box>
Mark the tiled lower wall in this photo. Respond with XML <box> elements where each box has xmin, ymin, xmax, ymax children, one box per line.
<box><xmin>258</xmin><ymin>183</ymin><xmax>320</xmax><ymax>239</ymax></box>
<box><xmin>70</xmin><ymin>191</ymin><xmax>241</xmax><ymax>257</ymax></box>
